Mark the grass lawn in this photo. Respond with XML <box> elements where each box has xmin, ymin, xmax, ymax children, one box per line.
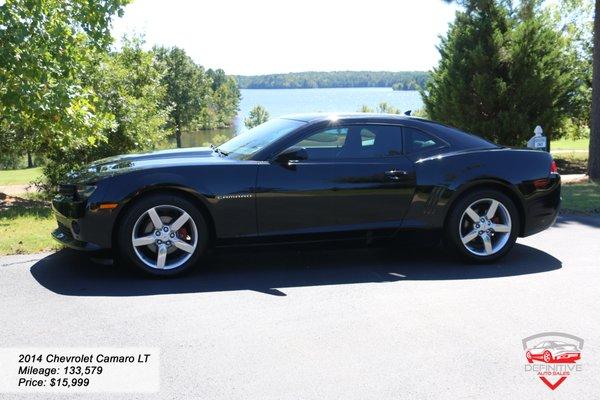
<box><xmin>553</xmin><ymin>152</ymin><xmax>588</xmax><ymax>174</ymax></box>
<box><xmin>561</xmin><ymin>182</ymin><xmax>600</xmax><ymax>214</ymax></box>
<box><xmin>0</xmin><ymin>167</ymin><xmax>43</xmax><ymax>186</ymax></box>
<box><xmin>0</xmin><ymin>204</ymin><xmax>60</xmax><ymax>255</ymax></box>
<box><xmin>551</xmin><ymin>137</ymin><xmax>589</xmax><ymax>151</ymax></box>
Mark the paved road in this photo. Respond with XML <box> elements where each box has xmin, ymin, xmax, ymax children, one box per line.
<box><xmin>1</xmin><ymin>215</ymin><xmax>599</xmax><ymax>399</ymax></box>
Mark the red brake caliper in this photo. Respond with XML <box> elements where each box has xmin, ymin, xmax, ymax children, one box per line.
<box><xmin>178</xmin><ymin>227</ymin><xmax>189</xmax><ymax>241</ymax></box>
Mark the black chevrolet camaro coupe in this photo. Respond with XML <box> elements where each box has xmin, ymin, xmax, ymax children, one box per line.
<box><xmin>52</xmin><ymin>113</ymin><xmax>560</xmax><ymax>276</ymax></box>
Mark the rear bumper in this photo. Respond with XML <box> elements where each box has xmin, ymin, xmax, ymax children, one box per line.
<box><xmin>521</xmin><ymin>174</ymin><xmax>561</xmax><ymax>237</ymax></box>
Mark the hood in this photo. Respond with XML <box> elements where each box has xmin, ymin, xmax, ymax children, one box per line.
<box><xmin>68</xmin><ymin>147</ymin><xmax>229</xmax><ymax>183</ymax></box>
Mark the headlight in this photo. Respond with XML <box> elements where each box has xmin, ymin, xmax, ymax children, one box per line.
<box><xmin>76</xmin><ymin>185</ymin><xmax>97</xmax><ymax>200</ymax></box>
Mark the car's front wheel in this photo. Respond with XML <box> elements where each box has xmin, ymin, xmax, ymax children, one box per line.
<box><xmin>446</xmin><ymin>189</ymin><xmax>519</xmax><ymax>262</ymax></box>
<box><xmin>117</xmin><ymin>193</ymin><xmax>208</xmax><ymax>277</ymax></box>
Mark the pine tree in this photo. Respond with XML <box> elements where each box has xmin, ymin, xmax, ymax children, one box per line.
<box><xmin>424</xmin><ymin>0</ymin><xmax>578</xmax><ymax>147</ymax></box>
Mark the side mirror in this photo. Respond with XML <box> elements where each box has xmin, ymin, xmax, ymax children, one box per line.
<box><xmin>274</xmin><ymin>147</ymin><xmax>308</xmax><ymax>164</ymax></box>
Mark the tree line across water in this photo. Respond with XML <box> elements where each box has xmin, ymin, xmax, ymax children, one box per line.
<box><xmin>235</xmin><ymin>71</ymin><xmax>429</xmax><ymax>90</ymax></box>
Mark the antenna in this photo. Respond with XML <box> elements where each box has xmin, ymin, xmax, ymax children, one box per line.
<box><xmin>404</xmin><ymin>110</ymin><xmax>412</xmax><ymax>116</ymax></box>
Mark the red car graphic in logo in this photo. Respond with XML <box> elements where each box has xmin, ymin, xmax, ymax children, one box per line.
<box><xmin>522</xmin><ymin>332</ymin><xmax>584</xmax><ymax>390</ymax></box>
<box><xmin>525</xmin><ymin>340</ymin><xmax>581</xmax><ymax>364</ymax></box>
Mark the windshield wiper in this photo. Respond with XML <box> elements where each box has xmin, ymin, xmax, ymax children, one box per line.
<box><xmin>210</xmin><ymin>144</ymin><xmax>229</xmax><ymax>157</ymax></box>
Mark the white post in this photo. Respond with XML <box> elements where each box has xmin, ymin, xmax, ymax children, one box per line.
<box><xmin>527</xmin><ymin>125</ymin><xmax>547</xmax><ymax>151</ymax></box>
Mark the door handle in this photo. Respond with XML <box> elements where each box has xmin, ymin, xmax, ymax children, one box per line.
<box><xmin>384</xmin><ymin>170</ymin><xmax>408</xmax><ymax>180</ymax></box>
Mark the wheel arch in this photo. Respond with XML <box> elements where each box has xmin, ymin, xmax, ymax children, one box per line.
<box><xmin>443</xmin><ymin>179</ymin><xmax>526</xmax><ymax>236</ymax></box>
<box><xmin>111</xmin><ymin>185</ymin><xmax>217</xmax><ymax>249</ymax></box>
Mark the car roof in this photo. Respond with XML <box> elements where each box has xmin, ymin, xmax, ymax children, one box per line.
<box><xmin>280</xmin><ymin>112</ymin><xmax>411</xmax><ymax>123</ymax></box>
<box><xmin>279</xmin><ymin>113</ymin><xmax>498</xmax><ymax>150</ymax></box>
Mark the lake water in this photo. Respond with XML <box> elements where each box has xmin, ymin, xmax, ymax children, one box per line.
<box><xmin>179</xmin><ymin>88</ymin><xmax>423</xmax><ymax>147</ymax></box>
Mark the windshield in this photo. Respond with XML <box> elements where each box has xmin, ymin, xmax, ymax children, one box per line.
<box><xmin>217</xmin><ymin>118</ymin><xmax>305</xmax><ymax>159</ymax></box>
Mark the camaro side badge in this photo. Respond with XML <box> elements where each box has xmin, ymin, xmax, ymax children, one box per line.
<box><xmin>522</xmin><ymin>332</ymin><xmax>584</xmax><ymax>390</ymax></box>
<box><xmin>215</xmin><ymin>194</ymin><xmax>253</xmax><ymax>200</ymax></box>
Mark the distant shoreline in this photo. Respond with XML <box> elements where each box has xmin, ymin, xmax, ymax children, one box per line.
<box><xmin>239</xmin><ymin>86</ymin><xmax>420</xmax><ymax>91</ymax></box>
<box><xmin>234</xmin><ymin>71</ymin><xmax>429</xmax><ymax>90</ymax></box>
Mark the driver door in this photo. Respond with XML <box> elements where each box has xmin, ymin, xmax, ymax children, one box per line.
<box><xmin>255</xmin><ymin>124</ymin><xmax>416</xmax><ymax>238</ymax></box>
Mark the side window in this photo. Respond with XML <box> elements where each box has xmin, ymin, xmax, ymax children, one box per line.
<box><xmin>335</xmin><ymin>125</ymin><xmax>402</xmax><ymax>159</ymax></box>
<box><xmin>294</xmin><ymin>128</ymin><xmax>348</xmax><ymax>160</ymax></box>
<box><xmin>360</xmin><ymin>129</ymin><xmax>376</xmax><ymax>146</ymax></box>
<box><xmin>287</xmin><ymin>124</ymin><xmax>403</xmax><ymax>160</ymax></box>
<box><xmin>296</xmin><ymin>128</ymin><xmax>348</xmax><ymax>149</ymax></box>
<box><xmin>404</xmin><ymin>127</ymin><xmax>444</xmax><ymax>153</ymax></box>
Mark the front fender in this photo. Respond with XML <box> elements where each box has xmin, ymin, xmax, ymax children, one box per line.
<box><xmin>98</xmin><ymin>164</ymin><xmax>259</xmax><ymax>240</ymax></box>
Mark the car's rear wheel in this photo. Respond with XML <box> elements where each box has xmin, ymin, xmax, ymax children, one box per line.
<box><xmin>445</xmin><ymin>189</ymin><xmax>519</xmax><ymax>262</ymax></box>
<box><xmin>543</xmin><ymin>350</ymin><xmax>553</xmax><ymax>363</ymax></box>
<box><xmin>117</xmin><ymin>193</ymin><xmax>208</xmax><ymax>277</ymax></box>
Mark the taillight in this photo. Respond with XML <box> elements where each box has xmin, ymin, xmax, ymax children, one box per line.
<box><xmin>550</xmin><ymin>160</ymin><xmax>558</xmax><ymax>174</ymax></box>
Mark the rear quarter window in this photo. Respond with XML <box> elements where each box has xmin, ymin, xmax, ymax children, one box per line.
<box><xmin>403</xmin><ymin>127</ymin><xmax>446</xmax><ymax>154</ymax></box>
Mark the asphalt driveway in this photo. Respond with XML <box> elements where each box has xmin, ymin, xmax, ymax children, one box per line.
<box><xmin>1</xmin><ymin>214</ymin><xmax>599</xmax><ymax>399</ymax></box>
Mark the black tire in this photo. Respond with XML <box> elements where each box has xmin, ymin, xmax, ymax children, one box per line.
<box><xmin>445</xmin><ymin>189</ymin><xmax>519</xmax><ymax>263</ymax></box>
<box><xmin>116</xmin><ymin>193</ymin><xmax>209</xmax><ymax>277</ymax></box>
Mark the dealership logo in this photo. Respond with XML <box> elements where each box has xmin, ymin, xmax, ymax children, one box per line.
<box><xmin>522</xmin><ymin>332</ymin><xmax>583</xmax><ymax>390</ymax></box>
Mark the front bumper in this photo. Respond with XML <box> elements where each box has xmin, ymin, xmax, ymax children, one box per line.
<box><xmin>51</xmin><ymin>227</ymin><xmax>103</xmax><ymax>251</ymax></box>
<box><xmin>51</xmin><ymin>194</ymin><xmax>116</xmax><ymax>250</ymax></box>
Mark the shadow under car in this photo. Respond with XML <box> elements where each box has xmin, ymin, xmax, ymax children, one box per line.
<box><xmin>30</xmin><ymin>242</ymin><xmax>562</xmax><ymax>297</ymax></box>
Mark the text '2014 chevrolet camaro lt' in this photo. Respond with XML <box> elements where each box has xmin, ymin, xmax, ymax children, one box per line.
<box><xmin>52</xmin><ymin>113</ymin><xmax>560</xmax><ymax>276</ymax></box>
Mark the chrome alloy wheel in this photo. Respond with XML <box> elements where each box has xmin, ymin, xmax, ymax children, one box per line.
<box><xmin>458</xmin><ymin>198</ymin><xmax>512</xmax><ymax>257</ymax></box>
<box><xmin>131</xmin><ymin>205</ymin><xmax>198</xmax><ymax>270</ymax></box>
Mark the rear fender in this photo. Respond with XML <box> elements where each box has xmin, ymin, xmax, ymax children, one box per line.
<box><xmin>401</xmin><ymin>148</ymin><xmax>551</xmax><ymax>231</ymax></box>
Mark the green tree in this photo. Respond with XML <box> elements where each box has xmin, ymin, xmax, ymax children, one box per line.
<box><xmin>204</xmin><ymin>69</ymin><xmax>240</xmax><ymax>129</ymax></box>
<box><xmin>358</xmin><ymin>105</ymin><xmax>374</xmax><ymax>113</ymax></box>
<box><xmin>413</xmin><ymin>108</ymin><xmax>429</xmax><ymax>118</ymax></box>
<box><xmin>555</xmin><ymin>0</ymin><xmax>593</xmax><ymax>140</ymax></box>
<box><xmin>424</xmin><ymin>0</ymin><xmax>579</xmax><ymax>147</ymax></box>
<box><xmin>154</xmin><ymin>46</ymin><xmax>210</xmax><ymax>148</ymax></box>
<box><xmin>0</xmin><ymin>0</ymin><xmax>129</xmax><ymax>168</ymax></box>
<box><xmin>590</xmin><ymin>0</ymin><xmax>600</xmax><ymax>180</ymax></box>
<box><xmin>244</xmin><ymin>105</ymin><xmax>270</xmax><ymax>129</ymax></box>
<box><xmin>42</xmin><ymin>38</ymin><xmax>169</xmax><ymax>186</ymax></box>
<box><xmin>377</xmin><ymin>102</ymin><xmax>401</xmax><ymax>114</ymax></box>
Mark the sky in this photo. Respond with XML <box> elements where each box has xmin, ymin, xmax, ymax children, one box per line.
<box><xmin>111</xmin><ymin>0</ymin><xmax>459</xmax><ymax>76</ymax></box>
